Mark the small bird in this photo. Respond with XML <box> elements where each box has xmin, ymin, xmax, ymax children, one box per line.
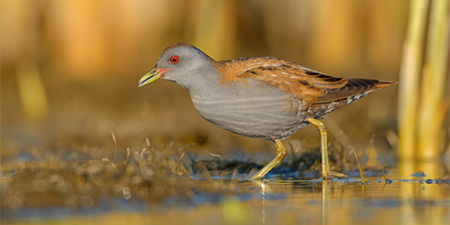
<box><xmin>139</xmin><ymin>43</ymin><xmax>397</xmax><ymax>180</ymax></box>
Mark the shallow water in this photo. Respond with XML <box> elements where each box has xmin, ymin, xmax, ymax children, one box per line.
<box><xmin>2</xmin><ymin>168</ymin><xmax>449</xmax><ymax>225</ymax></box>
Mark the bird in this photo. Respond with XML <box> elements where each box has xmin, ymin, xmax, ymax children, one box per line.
<box><xmin>138</xmin><ymin>43</ymin><xmax>397</xmax><ymax>180</ymax></box>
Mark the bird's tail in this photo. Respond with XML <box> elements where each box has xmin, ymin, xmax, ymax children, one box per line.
<box><xmin>372</xmin><ymin>81</ymin><xmax>398</xmax><ymax>91</ymax></box>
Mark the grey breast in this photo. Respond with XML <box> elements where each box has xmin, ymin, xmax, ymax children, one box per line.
<box><xmin>188</xmin><ymin>78</ymin><xmax>307</xmax><ymax>140</ymax></box>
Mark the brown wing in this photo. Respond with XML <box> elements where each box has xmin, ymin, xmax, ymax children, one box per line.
<box><xmin>216</xmin><ymin>57</ymin><xmax>397</xmax><ymax>103</ymax></box>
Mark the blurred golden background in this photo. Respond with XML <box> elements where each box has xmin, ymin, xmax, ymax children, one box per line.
<box><xmin>1</xmin><ymin>0</ymin><xmax>447</xmax><ymax>162</ymax></box>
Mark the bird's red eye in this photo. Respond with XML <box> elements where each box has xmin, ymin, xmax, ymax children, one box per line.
<box><xmin>169</xmin><ymin>55</ymin><xmax>179</xmax><ymax>63</ymax></box>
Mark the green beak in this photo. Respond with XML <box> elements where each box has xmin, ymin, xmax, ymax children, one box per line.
<box><xmin>138</xmin><ymin>67</ymin><xmax>169</xmax><ymax>87</ymax></box>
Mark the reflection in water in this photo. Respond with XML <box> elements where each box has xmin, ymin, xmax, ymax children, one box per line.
<box><xmin>2</xmin><ymin>173</ymin><xmax>449</xmax><ymax>225</ymax></box>
<box><xmin>397</xmin><ymin>160</ymin><xmax>448</xmax><ymax>225</ymax></box>
<box><xmin>247</xmin><ymin>174</ymin><xmax>448</xmax><ymax>225</ymax></box>
<box><xmin>322</xmin><ymin>180</ymin><xmax>329</xmax><ymax>225</ymax></box>
<box><xmin>259</xmin><ymin>181</ymin><xmax>266</xmax><ymax>224</ymax></box>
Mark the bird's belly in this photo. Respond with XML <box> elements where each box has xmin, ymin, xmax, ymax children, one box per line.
<box><xmin>190</xmin><ymin>84</ymin><xmax>305</xmax><ymax>140</ymax></box>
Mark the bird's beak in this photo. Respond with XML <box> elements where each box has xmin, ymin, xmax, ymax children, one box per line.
<box><xmin>138</xmin><ymin>67</ymin><xmax>169</xmax><ymax>87</ymax></box>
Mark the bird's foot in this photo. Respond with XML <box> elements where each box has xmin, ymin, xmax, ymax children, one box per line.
<box><xmin>327</xmin><ymin>171</ymin><xmax>348</xmax><ymax>179</ymax></box>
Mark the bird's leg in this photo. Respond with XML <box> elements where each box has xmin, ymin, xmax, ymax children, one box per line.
<box><xmin>306</xmin><ymin>118</ymin><xmax>347</xmax><ymax>179</ymax></box>
<box><xmin>251</xmin><ymin>139</ymin><xmax>286</xmax><ymax>180</ymax></box>
<box><xmin>306</xmin><ymin>118</ymin><xmax>331</xmax><ymax>178</ymax></box>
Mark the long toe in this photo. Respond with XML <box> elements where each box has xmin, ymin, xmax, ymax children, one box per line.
<box><xmin>330</xmin><ymin>171</ymin><xmax>348</xmax><ymax>179</ymax></box>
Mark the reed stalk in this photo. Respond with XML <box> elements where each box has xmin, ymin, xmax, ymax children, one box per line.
<box><xmin>398</xmin><ymin>0</ymin><xmax>448</xmax><ymax>160</ymax></box>
<box><xmin>417</xmin><ymin>0</ymin><xmax>449</xmax><ymax>160</ymax></box>
<box><xmin>398</xmin><ymin>0</ymin><xmax>429</xmax><ymax>160</ymax></box>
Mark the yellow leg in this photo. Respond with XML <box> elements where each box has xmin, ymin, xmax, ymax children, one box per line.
<box><xmin>307</xmin><ymin>118</ymin><xmax>347</xmax><ymax>179</ymax></box>
<box><xmin>307</xmin><ymin>118</ymin><xmax>332</xmax><ymax>179</ymax></box>
<box><xmin>251</xmin><ymin>139</ymin><xmax>286</xmax><ymax>180</ymax></box>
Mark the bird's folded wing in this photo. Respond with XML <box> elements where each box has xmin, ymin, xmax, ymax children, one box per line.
<box><xmin>217</xmin><ymin>57</ymin><xmax>396</xmax><ymax>104</ymax></box>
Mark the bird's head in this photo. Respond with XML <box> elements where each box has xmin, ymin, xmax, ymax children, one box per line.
<box><xmin>138</xmin><ymin>43</ymin><xmax>216</xmax><ymax>89</ymax></box>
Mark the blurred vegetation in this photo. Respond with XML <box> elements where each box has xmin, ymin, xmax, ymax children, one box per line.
<box><xmin>1</xmin><ymin>0</ymin><xmax>411</xmax><ymax>158</ymax></box>
<box><xmin>398</xmin><ymin>0</ymin><xmax>449</xmax><ymax>161</ymax></box>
